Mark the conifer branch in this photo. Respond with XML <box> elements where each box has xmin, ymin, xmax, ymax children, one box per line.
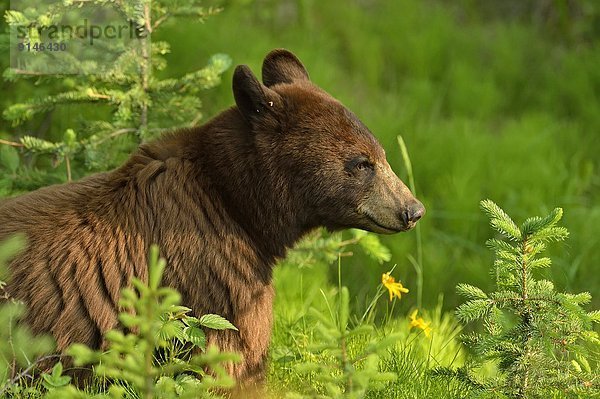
<box><xmin>2</xmin><ymin>1</ymin><xmax>230</xmax><ymax>194</ymax></box>
<box><xmin>4</xmin><ymin>90</ymin><xmax>115</xmax><ymax>125</ymax></box>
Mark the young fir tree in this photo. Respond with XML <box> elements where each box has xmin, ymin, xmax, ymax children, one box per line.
<box><xmin>1</xmin><ymin>1</ymin><xmax>230</xmax><ymax>192</ymax></box>
<box><xmin>434</xmin><ymin>200</ymin><xmax>600</xmax><ymax>398</ymax></box>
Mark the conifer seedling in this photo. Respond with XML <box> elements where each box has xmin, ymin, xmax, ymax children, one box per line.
<box><xmin>434</xmin><ymin>200</ymin><xmax>599</xmax><ymax>398</ymax></box>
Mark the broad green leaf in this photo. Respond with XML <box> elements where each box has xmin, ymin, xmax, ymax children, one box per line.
<box><xmin>184</xmin><ymin>325</ymin><xmax>206</xmax><ymax>350</ymax></box>
<box><xmin>199</xmin><ymin>314</ymin><xmax>238</xmax><ymax>331</ymax></box>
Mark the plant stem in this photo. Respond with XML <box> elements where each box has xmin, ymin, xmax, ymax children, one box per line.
<box><xmin>144</xmin><ymin>297</ymin><xmax>154</xmax><ymax>399</ymax></box>
<box><xmin>0</xmin><ymin>354</ymin><xmax>61</xmax><ymax>395</ymax></box>
<box><xmin>65</xmin><ymin>155</ymin><xmax>71</xmax><ymax>182</ymax></box>
<box><xmin>518</xmin><ymin>238</ymin><xmax>531</xmax><ymax>398</ymax></box>
<box><xmin>340</xmin><ymin>332</ymin><xmax>353</xmax><ymax>393</ymax></box>
<box><xmin>338</xmin><ymin>254</ymin><xmax>342</xmax><ymax>294</ymax></box>
<box><xmin>0</xmin><ymin>139</ymin><xmax>24</xmax><ymax>147</ymax></box>
<box><xmin>398</xmin><ymin>135</ymin><xmax>424</xmax><ymax>308</ymax></box>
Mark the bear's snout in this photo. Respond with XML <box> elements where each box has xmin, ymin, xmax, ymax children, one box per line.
<box><xmin>355</xmin><ymin>160</ymin><xmax>425</xmax><ymax>234</ymax></box>
<box><xmin>401</xmin><ymin>201</ymin><xmax>425</xmax><ymax>228</ymax></box>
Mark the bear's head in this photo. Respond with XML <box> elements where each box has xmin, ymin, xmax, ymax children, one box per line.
<box><xmin>232</xmin><ymin>49</ymin><xmax>424</xmax><ymax>234</ymax></box>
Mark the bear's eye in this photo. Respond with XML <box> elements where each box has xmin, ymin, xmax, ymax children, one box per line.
<box><xmin>345</xmin><ymin>157</ymin><xmax>374</xmax><ymax>176</ymax></box>
<box><xmin>345</xmin><ymin>156</ymin><xmax>373</xmax><ymax>176</ymax></box>
<box><xmin>355</xmin><ymin>160</ymin><xmax>373</xmax><ymax>171</ymax></box>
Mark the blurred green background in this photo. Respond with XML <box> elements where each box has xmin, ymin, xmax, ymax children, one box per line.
<box><xmin>2</xmin><ymin>0</ymin><xmax>599</xmax><ymax>312</ymax></box>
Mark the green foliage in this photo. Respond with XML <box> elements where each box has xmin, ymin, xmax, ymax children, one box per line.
<box><xmin>1</xmin><ymin>1</ymin><xmax>230</xmax><ymax>189</ymax></box>
<box><xmin>287</xmin><ymin>286</ymin><xmax>398</xmax><ymax>399</ymax></box>
<box><xmin>0</xmin><ymin>236</ymin><xmax>57</xmax><ymax>394</ymax></box>
<box><xmin>41</xmin><ymin>363</ymin><xmax>71</xmax><ymax>390</ymax></box>
<box><xmin>434</xmin><ymin>200</ymin><xmax>600</xmax><ymax>398</ymax></box>
<box><xmin>282</xmin><ymin>228</ymin><xmax>391</xmax><ymax>270</ymax></box>
<box><xmin>54</xmin><ymin>245</ymin><xmax>240</xmax><ymax>399</ymax></box>
<box><xmin>0</xmin><ymin>240</ymin><xmax>239</xmax><ymax>398</ymax></box>
<box><xmin>271</xmin><ymin>258</ymin><xmax>472</xmax><ymax>399</ymax></box>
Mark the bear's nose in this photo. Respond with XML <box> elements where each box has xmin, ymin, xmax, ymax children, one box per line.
<box><xmin>401</xmin><ymin>202</ymin><xmax>425</xmax><ymax>226</ymax></box>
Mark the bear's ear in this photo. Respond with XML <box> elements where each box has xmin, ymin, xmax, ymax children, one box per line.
<box><xmin>233</xmin><ymin>65</ymin><xmax>282</xmax><ymax>125</ymax></box>
<box><xmin>262</xmin><ymin>49</ymin><xmax>310</xmax><ymax>87</ymax></box>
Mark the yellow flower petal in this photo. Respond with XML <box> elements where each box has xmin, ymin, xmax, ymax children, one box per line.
<box><xmin>382</xmin><ymin>272</ymin><xmax>409</xmax><ymax>301</ymax></box>
<box><xmin>408</xmin><ymin>309</ymin><xmax>432</xmax><ymax>337</ymax></box>
<box><xmin>409</xmin><ymin>309</ymin><xmax>419</xmax><ymax>323</ymax></box>
<box><xmin>381</xmin><ymin>272</ymin><xmax>392</xmax><ymax>285</ymax></box>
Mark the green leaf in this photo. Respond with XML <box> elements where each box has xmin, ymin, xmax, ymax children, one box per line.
<box><xmin>148</xmin><ymin>244</ymin><xmax>166</xmax><ymax>289</ymax></box>
<box><xmin>530</xmin><ymin>226</ymin><xmax>569</xmax><ymax>243</ymax></box>
<box><xmin>199</xmin><ymin>314</ymin><xmax>238</xmax><ymax>331</ymax></box>
<box><xmin>52</xmin><ymin>361</ymin><xmax>63</xmax><ymax>377</ymax></box>
<box><xmin>531</xmin><ymin>279</ymin><xmax>555</xmax><ymax>295</ymax></box>
<box><xmin>208</xmin><ymin>53</ymin><xmax>233</xmax><ymax>74</ymax></box>
<box><xmin>563</xmin><ymin>291</ymin><xmax>592</xmax><ymax>305</ymax></box>
<box><xmin>5</xmin><ymin>10</ymin><xmax>29</xmax><ymax>25</ymax></box>
<box><xmin>588</xmin><ymin>310</ymin><xmax>600</xmax><ymax>323</ymax></box>
<box><xmin>63</xmin><ymin>129</ymin><xmax>77</xmax><ymax>147</ymax></box>
<box><xmin>184</xmin><ymin>326</ymin><xmax>206</xmax><ymax>350</ymax></box>
<box><xmin>0</xmin><ymin>234</ymin><xmax>26</xmax><ymax>280</ymax></box>
<box><xmin>485</xmin><ymin>238</ymin><xmax>515</xmax><ymax>253</ymax></box>
<box><xmin>41</xmin><ymin>362</ymin><xmax>71</xmax><ymax>389</ymax></box>
<box><xmin>575</xmin><ymin>353</ymin><xmax>592</xmax><ymax>373</ymax></box>
<box><xmin>20</xmin><ymin>136</ymin><xmax>60</xmax><ymax>154</ymax></box>
<box><xmin>67</xmin><ymin>343</ymin><xmax>100</xmax><ymax>365</ymax></box>
<box><xmin>157</xmin><ymin>319</ymin><xmax>185</xmax><ymax>344</ymax></box>
<box><xmin>169</xmin><ymin>305</ymin><xmax>192</xmax><ymax>319</ymax></box>
<box><xmin>0</xmin><ymin>145</ymin><xmax>20</xmax><ymax>173</ymax></box>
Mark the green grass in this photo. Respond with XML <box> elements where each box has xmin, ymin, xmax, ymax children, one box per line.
<box><xmin>269</xmin><ymin>262</ymin><xmax>471</xmax><ymax>398</ymax></box>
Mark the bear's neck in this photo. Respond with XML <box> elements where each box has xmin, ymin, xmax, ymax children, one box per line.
<box><xmin>180</xmin><ymin>108</ymin><xmax>311</xmax><ymax>265</ymax></box>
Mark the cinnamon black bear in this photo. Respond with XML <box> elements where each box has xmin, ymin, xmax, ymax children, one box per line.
<box><xmin>0</xmin><ymin>49</ymin><xmax>424</xmax><ymax>390</ymax></box>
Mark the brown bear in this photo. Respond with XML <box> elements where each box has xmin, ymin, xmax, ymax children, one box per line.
<box><xmin>0</xmin><ymin>49</ymin><xmax>424</xmax><ymax>390</ymax></box>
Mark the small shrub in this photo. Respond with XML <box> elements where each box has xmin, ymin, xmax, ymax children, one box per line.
<box><xmin>434</xmin><ymin>200</ymin><xmax>600</xmax><ymax>398</ymax></box>
<box><xmin>0</xmin><ymin>240</ymin><xmax>240</xmax><ymax>398</ymax></box>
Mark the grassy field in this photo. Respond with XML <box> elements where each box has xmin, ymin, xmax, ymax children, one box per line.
<box><xmin>155</xmin><ymin>0</ymin><xmax>600</xmax><ymax>312</ymax></box>
<box><xmin>1</xmin><ymin>0</ymin><xmax>599</xmax><ymax>397</ymax></box>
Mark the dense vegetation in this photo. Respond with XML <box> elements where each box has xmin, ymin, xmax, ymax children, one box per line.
<box><xmin>1</xmin><ymin>0</ymin><xmax>598</xmax><ymax>397</ymax></box>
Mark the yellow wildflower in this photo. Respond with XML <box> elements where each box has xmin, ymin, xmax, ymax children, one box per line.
<box><xmin>409</xmin><ymin>309</ymin><xmax>432</xmax><ymax>338</ymax></box>
<box><xmin>381</xmin><ymin>272</ymin><xmax>409</xmax><ymax>301</ymax></box>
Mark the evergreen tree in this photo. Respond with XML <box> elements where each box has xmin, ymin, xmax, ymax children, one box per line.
<box><xmin>434</xmin><ymin>200</ymin><xmax>599</xmax><ymax>398</ymax></box>
<box><xmin>1</xmin><ymin>1</ymin><xmax>230</xmax><ymax>192</ymax></box>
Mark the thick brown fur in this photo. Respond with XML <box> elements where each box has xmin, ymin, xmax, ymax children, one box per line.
<box><xmin>0</xmin><ymin>49</ymin><xmax>424</xmax><ymax>391</ymax></box>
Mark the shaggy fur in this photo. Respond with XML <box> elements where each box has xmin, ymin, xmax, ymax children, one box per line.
<box><xmin>0</xmin><ymin>49</ymin><xmax>424</xmax><ymax>390</ymax></box>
